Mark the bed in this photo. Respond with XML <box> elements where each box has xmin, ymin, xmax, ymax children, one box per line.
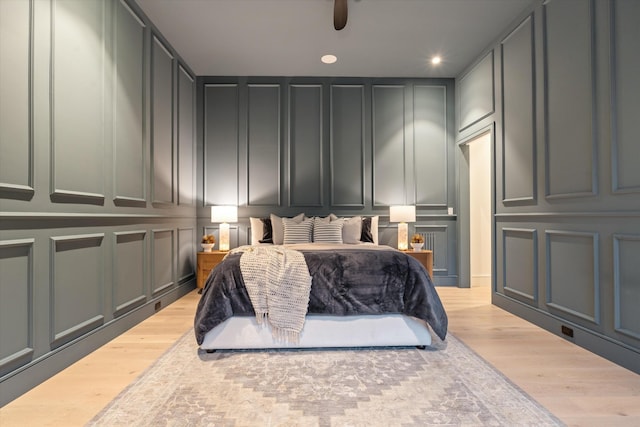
<box><xmin>193</xmin><ymin>215</ymin><xmax>448</xmax><ymax>351</ymax></box>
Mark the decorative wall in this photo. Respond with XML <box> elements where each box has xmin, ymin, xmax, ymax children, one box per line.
<box><xmin>197</xmin><ymin>77</ymin><xmax>458</xmax><ymax>284</ymax></box>
<box><xmin>457</xmin><ymin>0</ymin><xmax>640</xmax><ymax>373</ymax></box>
<box><xmin>0</xmin><ymin>0</ymin><xmax>196</xmax><ymax>405</ymax></box>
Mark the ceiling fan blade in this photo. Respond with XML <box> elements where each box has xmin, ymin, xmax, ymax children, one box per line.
<box><xmin>334</xmin><ymin>0</ymin><xmax>347</xmax><ymax>30</ymax></box>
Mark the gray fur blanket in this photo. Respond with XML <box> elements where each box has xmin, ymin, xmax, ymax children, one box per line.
<box><xmin>194</xmin><ymin>248</ymin><xmax>448</xmax><ymax>345</ymax></box>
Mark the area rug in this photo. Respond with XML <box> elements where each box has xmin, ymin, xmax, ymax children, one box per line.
<box><xmin>88</xmin><ymin>330</ymin><xmax>563</xmax><ymax>426</ymax></box>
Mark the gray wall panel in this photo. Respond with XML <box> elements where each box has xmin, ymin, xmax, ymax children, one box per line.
<box><xmin>113</xmin><ymin>231</ymin><xmax>146</xmax><ymax>316</ymax></box>
<box><xmin>373</xmin><ymin>85</ymin><xmax>405</xmax><ymax>206</ymax></box>
<box><xmin>177</xmin><ymin>227</ymin><xmax>194</xmax><ymax>282</ymax></box>
<box><xmin>178</xmin><ymin>65</ymin><xmax>195</xmax><ymax>206</ymax></box>
<box><xmin>114</xmin><ymin>0</ymin><xmax>146</xmax><ymax>205</ymax></box>
<box><xmin>501</xmin><ymin>15</ymin><xmax>536</xmax><ymax>203</ymax></box>
<box><xmin>414</xmin><ymin>85</ymin><xmax>447</xmax><ymax>207</ymax></box>
<box><xmin>51</xmin><ymin>0</ymin><xmax>105</xmax><ymax>203</ymax></box>
<box><xmin>50</xmin><ymin>234</ymin><xmax>105</xmax><ymax>348</ymax></box>
<box><xmin>0</xmin><ymin>239</ymin><xmax>34</xmax><ymax>375</ymax></box>
<box><xmin>502</xmin><ymin>228</ymin><xmax>537</xmax><ymax>302</ymax></box>
<box><xmin>204</xmin><ymin>84</ymin><xmax>239</xmax><ymax>205</ymax></box>
<box><xmin>289</xmin><ymin>85</ymin><xmax>323</xmax><ymax>207</ymax></box>
<box><xmin>614</xmin><ymin>234</ymin><xmax>640</xmax><ymax>339</ymax></box>
<box><xmin>247</xmin><ymin>84</ymin><xmax>281</xmax><ymax>206</ymax></box>
<box><xmin>611</xmin><ymin>0</ymin><xmax>640</xmax><ymax>193</ymax></box>
<box><xmin>458</xmin><ymin>52</ymin><xmax>494</xmax><ymax>131</ymax></box>
<box><xmin>0</xmin><ymin>0</ymin><xmax>32</xmax><ymax>196</ymax></box>
<box><xmin>151</xmin><ymin>35</ymin><xmax>174</xmax><ymax>204</ymax></box>
<box><xmin>544</xmin><ymin>0</ymin><xmax>596</xmax><ymax>198</ymax></box>
<box><xmin>151</xmin><ymin>229</ymin><xmax>174</xmax><ymax>294</ymax></box>
<box><xmin>415</xmin><ymin>225</ymin><xmax>449</xmax><ymax>273</ymax></box>
<box><xmin>330</xmin><ymin>85</ymin><xmax>365</xmax><ymax>207</ymax></box>
<box><xmin>546</xmin><ymin>230</ymin><xmax>599</xmax><ymax>324</ymax></box>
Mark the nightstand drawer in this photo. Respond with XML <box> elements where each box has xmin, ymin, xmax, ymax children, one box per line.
<box><xmin>403</xmin><ymin>250</ymin><xmax>433</xmax><ymax>279</ymax></box>
<box><xmin>197</xmin><ymin>251</ymin><xmax>227</xmax><ymax>289</ymax></box>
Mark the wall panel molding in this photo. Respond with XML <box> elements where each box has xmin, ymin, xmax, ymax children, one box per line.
<box><xmin>610</xmin><ymin>0</ymin><xmax>640</xmax><ymax>194</ymax></box>
<box><xmin>50</xmin><ymin>0</ymin><xmax>106</xmax><ymax>205</ymax></box>
<box><xmin>501</xmin><ymin>14</ymin><xmax>536</xmax><ymax>204</ymax></box>
<box><xmin>545</xmin><ymin>230</ymin><xmax>600</xmax><ymax>324</ymax></box>
<box><xmin>151</xmin><ymin>228</ymin><xmax>174</xmax><ymax>295</ymax></box>
<box><xmin>502</xmin><ymin>228</ymin><xmax>537</xmax><ymax>302</ymax></box>
<box><xmin>288</xmin><ymin>84</ymin><xmax>323</xmax><ymax>207</ymax></box>
<box><xmin>151</xmin><ymin>34</ymin><xmax>174</xmax><ymax>205</ymax></box>
<box><xmin>247</xmin><ymin>84</ymin><xmax>281</xmax><ymax>206</ymax></box>
<box><xmin>203</xmin><ymin>83</ymin><xmax>239</xmax><ymax>205</ymax></box>
<box><xmin>113</xmin><ymin>0</ymin><xmax>147</xmax><ymax>207</ymax></box>
<box><xmin>177</xmin><ymin>227</ymin><xmax>195</xmax><ymax>283</ymax></box>
<box><xmin>373</xmin><ymin>85</ymin><xmax>406</xmax><ymax>206</ymax></box>
<box><xmin>414</xmin><ymin>85</ymin><xmax>448</xmax><ymax>207</ymax></box>
<box><xmin>613</xmin><ymin>234</ymin><xmax>640</xmax><ymax>340</ymax></box>
<box><xmin>113</xmin><ymin>230</ymin><xmax>147</xmax><ymax>317</ymax></box>
<box><xmin>458</xmin><ymin>51</ymin><xmax>495</xmax><ymax>132</ymax></box>
<box><xmin>330</xmin><ymin>84</ymin><xmax>365</xmax><ymax>207</ymax></box>
<box><xmin>177</xmin><ymin>64</ymin><xmax>195</xmax><ymax>206</ymax></box>
<box><xmin>0</xmin><ymin>0</ymin><xmax>34</xmax><ymax>200</ymax></box>
<box><xmin>50</xmin><ymin>233</ymin><xmax>105</xmax><ymax>349</ymax></box>
<box><xmin>543</xmin><ymin>0</ymin><xmax>597</xmax><ymax>199</ymax></box>
<box><xmin>0</xmin><ymin>239</ymin><xmax>34</xmax><ymax>376</ymax></box>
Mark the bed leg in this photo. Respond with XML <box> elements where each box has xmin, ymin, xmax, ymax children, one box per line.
<box><xmin>416</xmin><ymin>345</ymin><xmax>426</xmax><ymax>350</ymax></box>
<box><xmin>206</xmin><ymin>349</ymin><xmax>217</xmax><ymax>354</ymax></box>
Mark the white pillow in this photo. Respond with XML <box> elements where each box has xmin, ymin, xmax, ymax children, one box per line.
<box><xmin>249</xmin><ymin>217</ymin><xmax>263</xmax><ymax>245</ymax></box>
<box><xmin>341</xmin><ymin>216</ymin><xmax>362</xmax><ymax>244</ymax></box>
<box><xmin>313</xmin><ymin>220</ymin><xmax>344</xmax><ymax>244</ymax></box>
<box><xmin>371</xmin><ymin>215</ymin><xmax>379</xmax><ymax>244</ymax></box>
<box><xmin>283</xmin><ymin>218</ymin><xmax>313</xmax><ymax>244</ymax></box>
<box><xmin>271</xmin><ymin>213</ymin><xmax>305</xmax><ymax>245</ymax></box>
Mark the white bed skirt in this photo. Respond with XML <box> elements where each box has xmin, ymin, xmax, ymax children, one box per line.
<box><xmin>200</xmin><ymin>314</ymin><xmax>432</xmax><ymax>350</ymax></box>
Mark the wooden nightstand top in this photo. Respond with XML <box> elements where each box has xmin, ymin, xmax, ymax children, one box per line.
<box><xmin>402</xmin><ymin>249</ymin><xmax>434</xmax><ymax>279</ymax></box>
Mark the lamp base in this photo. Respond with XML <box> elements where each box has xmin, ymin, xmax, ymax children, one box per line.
<box><xmin>219</xmin><ymin>222</ymin><xmax>230</xmax><ymax>251</ymax></box>
<box><xmin>397</xmin><ymin>222</ymin><xmax>408</xmax><ymax>251</ymax></box>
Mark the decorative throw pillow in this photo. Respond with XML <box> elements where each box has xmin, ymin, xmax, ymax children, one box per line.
<box><xmin>341</xmin><ymin>216</ymin><xmax>362</xmax><ymax>244</ymax></box>
<box><xmin>271</xmin><ymin>213</ymin><xmax>305</xmax><ymax>245</ymax></box>
<box><xmin>283</xmin><ymin>218</ymin><xmax>313</xmax><ymax>244</ymax></box>
<box><xmin>313</xmin><ymin>220</ymin><xmax>344</xmax><ymax>244</ymax></box>
<box><xmin>249</xmin><ymin>217</ymin><xmax>263</xmax><ymax>245</ymax></box>
<box><xmin>259</xmin><ymin>217</ymin><xmax>273</xmax><ymax>243</ymax></box>
<box><xmin>360</xmin><ymin>216</ymin><xmax>374</xmax><ymax>243</ymax></box>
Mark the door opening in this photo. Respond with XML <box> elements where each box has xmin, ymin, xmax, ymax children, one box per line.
<box><xmin>468</xmin><ymin>133</ymin><xmax>492</xmax><ymax>287</ymax></box>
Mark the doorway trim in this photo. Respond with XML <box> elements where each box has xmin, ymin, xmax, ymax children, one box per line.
<box><xmin>456</xmin><ymin>123</ymin><xmax>496</xmax><ymax>289</ymax></box>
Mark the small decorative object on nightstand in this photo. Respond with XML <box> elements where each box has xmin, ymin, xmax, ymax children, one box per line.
<box><xmin>201</xmin><ymin>234</ymin><xmax>216</xmax><ymax>252</ymax></box>
<box><xmin>410</xmin><ymin>233</ymin><xmax>424</xmax><ymax>252</ymax></box>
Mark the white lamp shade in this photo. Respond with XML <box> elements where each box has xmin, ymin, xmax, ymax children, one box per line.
<box><xmin>211</xmin><ymin>205</ymin><xmax>237</xmax><ymax>223</ymax></box>
<box><xmin>389</xmin><ymin>205</ymin><xmax>416</xmax><ymax>223</ymax></box>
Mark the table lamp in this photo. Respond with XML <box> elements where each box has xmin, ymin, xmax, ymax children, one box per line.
<box><xmin>389</xmin><ymin>205</ymin><xmax>415</xmax><ymax>251</ymax></box>
<box><xmin>211</xmin><ymin>205</ymin><xmax>237</xmax><ymax>251</ymax></box>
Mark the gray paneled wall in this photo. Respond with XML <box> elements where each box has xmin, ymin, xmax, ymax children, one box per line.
<box><xmin>457</xmin><ymin>0</ymin><xmax>640</xmax><ymax>372</ymax></box>
<box><xmin>198</xmin><ymin>77</ymin><xmax>457</xmax><ymax>285</ymax></box>
<box><xmin>0</xmin><ymin>0</ymin><xmax>196</xmax><ymax>405</ymax></box>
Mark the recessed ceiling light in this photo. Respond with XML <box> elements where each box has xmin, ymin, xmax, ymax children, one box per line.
<box><xmin>321</xmin><ymin>54</ymin><xmax>337</xmax><ymax>64</ymax></box>
<box><xmin>431</xmin><ymin>56</ymin><xmax>442</xmax><ymax>65</ymax></box>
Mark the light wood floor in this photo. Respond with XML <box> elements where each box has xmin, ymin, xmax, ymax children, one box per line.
<box><xmin>1</xmin><ymin>285</ymin><xmax>639</xmax><ymax>426</ymax></box>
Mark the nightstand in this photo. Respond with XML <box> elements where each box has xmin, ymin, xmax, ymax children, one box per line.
<box><xmin>197</xmin><ymin>251</ymin><xmax>227</xmax><ymax>290</ymax></box>
<box><xmin>403</xmin><ymin>250</ymin><xmax>434</xmax><ymax>278</ymax></box>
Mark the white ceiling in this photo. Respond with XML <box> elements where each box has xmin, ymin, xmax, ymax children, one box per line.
<box><xmin>134</xmin><ymin>0</ymin><xmax>535</xmax><ymax>78</ymax></box>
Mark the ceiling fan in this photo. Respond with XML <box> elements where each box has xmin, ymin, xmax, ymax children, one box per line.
<box><xmin>334</xmin><ymin>0</ymin><xmax>348</xmax><ymax>30</ymax></box>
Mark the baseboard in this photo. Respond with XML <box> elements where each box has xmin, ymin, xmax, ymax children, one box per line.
<box><xmin>0</xmin><ymin>282</ymin><xmax>195</xmax><ymax>407</ymax></box>
<box><xmin>433</xmin><ymin>275</ymin><xmax>459</xmax><ymax>286</ymax></box>
<box><xmin>493</xmin><ymin>292</ymin><xmax>640</xmax><ymax>375</ymax></box>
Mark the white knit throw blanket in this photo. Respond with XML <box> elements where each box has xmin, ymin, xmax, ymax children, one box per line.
<box><xmin>235</xmin><ymin>246</ymin><xmax>312</xmax><ymax>343</ymax></box>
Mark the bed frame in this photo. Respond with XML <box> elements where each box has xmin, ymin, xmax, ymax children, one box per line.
<box><xmin>199</xmin><ymin>314</ymin><xmax>432</xmax><ymax>351</ymax></box>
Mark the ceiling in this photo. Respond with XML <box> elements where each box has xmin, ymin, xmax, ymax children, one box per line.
<box><xmin>134</xmin><ymin>0</ymin><xmax>536</xmax><ymax>78</ymax></box>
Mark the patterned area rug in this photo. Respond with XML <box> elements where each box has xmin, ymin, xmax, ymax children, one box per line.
<box><xmin>89</xmin><ymin>330</ymin><xmax>563</xmax><ymax>426</ymax></box>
